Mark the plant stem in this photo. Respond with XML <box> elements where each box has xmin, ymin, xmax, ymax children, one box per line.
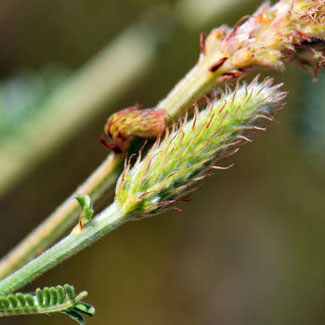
<box><xmin>0</xmin><ymin>61</ymin><xmax>219</xmax><ymax>280</ymax></box>
<box><xmin>1</xmin><ymin>0</ymin><xmax>323</xmax><ymax>280</ymax></box>
<box><xmin>0</xmin><ymin>153</ymin><xmax>123</xmax><ymax>280</ymax></box>
<box><xmin>0</xmin><ymin>19</ymin><xmax>164</xmax><ymax>279</ymax></box>
<box><xmin>0</xmin><ymin>77</ymin><xmax>285</xmax><ymax>295</ymax></box>
<box><xmin>0</xmin><ymin>203</ymin><xmax>126</xmax><ymax>296</ymax></box>
<box><xmin>0</xmin><ymin>63</ymin><xmax>216</xmax><ymax>280</ymax></box>
<box><xmin>157</xmin><ymin>60</ymin><xmax>225</xmax><ymax>118</ymax></box>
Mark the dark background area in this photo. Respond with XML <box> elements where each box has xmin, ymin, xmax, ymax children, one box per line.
<box><xmin>0</xmin><ymin>0</ymin><xmax>324</xmax><ymax>324</ymax></box>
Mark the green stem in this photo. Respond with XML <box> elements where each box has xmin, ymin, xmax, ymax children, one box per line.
<box><xmin>0</xmin><ymin>16</ymin><xmax>170</xmax><ymax>279</ymax></box>
<box><xmin>0</xmin><ymin>153</ymin><xmax>124</xmax><ymax>280</ymax></box>
<box><xmin>2</xmin><ymin>0</ymin><xmax>321</xmax><ymax>281</ymax></box>
<box><xmin>0</xmin><ymin>6</ymin><xmax>224</xmax><ymax>280</ymax></box>
<box><xmin>0</xmin><ymin>59</ymin><xmax>221</xmax><ymax>280</ymax></box>
<box><xmin>0</xmin><ymin>203</ymin><xmax>126</xmax><ymax>296</ymax></box>
<box><xmin>157</xmin><ymin>60</ymin><xmax>224</xmax><ymax>118</ymax></box>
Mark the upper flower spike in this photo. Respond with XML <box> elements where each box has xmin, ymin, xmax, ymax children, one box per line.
<box><xmin>200</xmin><ymin>0</ymin><xmax>325</xmax><ymax>82</ymax></box>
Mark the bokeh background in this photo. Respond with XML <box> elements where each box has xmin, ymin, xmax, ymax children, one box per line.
<box><xmin>0</xmin><ymin>0</ymin><xmax>324</xmax><ymax>324</ymax></box>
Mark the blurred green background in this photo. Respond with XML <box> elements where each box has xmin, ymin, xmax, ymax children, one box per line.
<box><xmin>0</xmin><ymin>0</ymin><xmax>324</xmax><ymax>324</ymax></box>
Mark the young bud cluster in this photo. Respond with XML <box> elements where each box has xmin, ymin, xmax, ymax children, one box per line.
<box><xmin>199</xmin><ymin>0</ymin><xmax>324</xmax><ymax>83</ymax></box>
<box><xmin>101</xmin><ymin>105</ymin><xmax>167</xmax><ymax>153</ymax></box>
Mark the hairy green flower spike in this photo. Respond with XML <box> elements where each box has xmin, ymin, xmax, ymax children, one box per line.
<box><xmin>115</xmin><ymin>77</ymin><xmax>286</xmax><ymax>218</ymax></box>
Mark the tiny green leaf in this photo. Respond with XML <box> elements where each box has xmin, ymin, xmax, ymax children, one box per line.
<box><xmin>0</xmin><ymin>297</ymin><xmax>10</xmax><ymax>309</ymax></box>
<box><xmin>36</xmin><ymin>288</ymin><xmax>44</xmax><ymax>306</ymax></box>
<box><xmin>63</xmin><ymin>309</ymin><xmax>85</xmax><ymax>325</ymax></box>
<box><xmin>56</xmin><ymin>285</ymin><xmax>65</xmax><ymax>304</ymax></box>
<box><xmin>25</xmin><ymin>295</ymin><xmax>35</xmax><ymax>307</ymax></box>
<box><xmin>43</xmin><ymin>287</ymin><xmax>51</xmax><ymax>306</ymax></box>
<box><xmin>7</xmin><ymin>295</ymin><xmax>18</xmax><ymax>309</ymax></box>
<box><xmin>76</xmin><ymin>195</ymin><xmax>94</xmax><ymax>228</ymax></box>
<box><xmin>64</xmin><ymin>284</ymin><xmax>75</xmax><ymax>302</ymax></box>
<box><xmin>74</xmin><ymin>302</ymin><xmax>96</xmax><ymax>317</ymax></box>
<box><xmin>50</xmin><ymin>287</ymin><xmax>58</xmax><ymax>305</ymax></box>
<box><xmin>16</xmin><ymin>293</ymin><xmax>26</xmax><ymax>307</ymax></box>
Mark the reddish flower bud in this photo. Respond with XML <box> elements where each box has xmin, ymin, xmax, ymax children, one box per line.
<box><xmin>102</xmin><ymin>105</ymin><xmax>167</xmax><ymax>153</ymax></box>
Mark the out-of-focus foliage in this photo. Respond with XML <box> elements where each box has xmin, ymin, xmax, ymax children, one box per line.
<box><xmin>295</xmin><ymin>72</ymin><xmax>325</xmax><ymax>167</ymax></box>
<box><xmin>0</xmin><ymin>66</ymin><xmax>69</xmax><ymax>138</ymax></box>
<box><xmin>0</xmin><ymin>0</ymin><xmax>324</xmax><ymax>325</ymax></box>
